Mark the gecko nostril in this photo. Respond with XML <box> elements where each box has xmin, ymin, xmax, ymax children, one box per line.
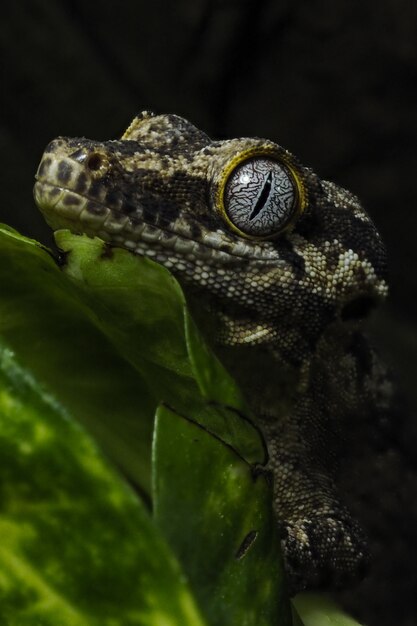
<box><xmin>86</xmin><ymin>152</ymin><xmax>106</xmax><ymax>172</ymax></box>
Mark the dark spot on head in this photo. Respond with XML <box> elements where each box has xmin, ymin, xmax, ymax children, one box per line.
<box><xmin>196</xmin><ymin>211</ymin><xmax>219</xmax><ymax>231</ymax></box>
<box><xmin>294</xmin><ymin>210</ymin><xmax>321</xmax><ymax>239</ymax></box>
<box><xmin>57</xmin><ymin>160</ymin><xmax>73</xmax><ymax>184</ymax></box>
<box><xmin>75</xmin><ymin>172</ymin><xmax>88</xmax><ymax>194</ymax></box>
<box><xmin>62</xmin><ymin>193</ymin><xmax>81</xmax><ymax>206</ymax></box>
<box><xmin>190</xmin><ymin>222</ymin><xmax>202</xmax><ymax>240</ymax></box>
<box><xmin>89</xmin><ymin>180</ymin><xmax>105</xmax><ymax>199</ymax></box>
<box><xmin>86</xmin><ymin>200</ymin><xmax>107</xmax><ymax>215</ymax></box>
<box><xmin>108</xmin><ymin>210</ymin><xmax>129</xmax><ymax>224</ymax></box>
<box><xmin>49</xmin><ymin>187</ymin><xmax>61</xmax><ymax>198</ymax></box>
<box><xmin>104</xmin><ymin>189</ymin><xmax>122</xmax><ymax>208</ymax></box>
<box><xmin>235</xmin><ymin>530</ymin><xmax>258</xmax><ymax>560</ymax></box>
<box><xmin>123</xmin><ymin>198</ymin><xmax>139</xmax><ymax>214</ymax></box>
<box><xmin>341</xmin><ymin>295</ymin><xmax>376</xmax><ymax>320</ymax></box>
<box><xmin>156</xmin><ymin>198</ymin><xmax>181</xmax><ymax>226</ymax></box>
<box><xmin>275</xmin><ymin>238</ymin><xmax>305</xmax><ymax>280</ymax></box>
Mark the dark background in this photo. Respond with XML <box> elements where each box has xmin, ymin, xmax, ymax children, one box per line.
<box><xmin>2</xmin><ymin>0</ymin><xmax>417</xmax><ymax>399</ymax></box>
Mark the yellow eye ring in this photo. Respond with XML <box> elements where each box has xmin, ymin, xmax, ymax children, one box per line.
<box><xmin>214</xmin><ymin>146</ymin><xmax>307</xmax><ymax>240</ymax></box>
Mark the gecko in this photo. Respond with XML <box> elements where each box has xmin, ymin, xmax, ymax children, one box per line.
<box><xmin>33</xmin><ymin>112</ymin><xmax>417</xmax><ymax>625</ymax></box>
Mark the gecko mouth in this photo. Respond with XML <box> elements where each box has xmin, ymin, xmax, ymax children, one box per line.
<box><xmin>33</xmin><ymin>176</ymin><xmax>282</xmax><ymax>265</ymax></box>
<box><xmin>34</xmin><ymin>179</ymin><xmax>174</xmax><ymax>252</ymax></box>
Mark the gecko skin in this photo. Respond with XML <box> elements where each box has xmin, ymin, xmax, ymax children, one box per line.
<box><xmin>34</xmin><ymin>112</ymin><xmax>416</xmax><ymax>622</ymax></box>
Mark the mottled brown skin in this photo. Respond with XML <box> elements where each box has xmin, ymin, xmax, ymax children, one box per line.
<box><xmin>34</xmin><ymin>112</ymin><xmax>416</xmax><ymax>624</ymax></box>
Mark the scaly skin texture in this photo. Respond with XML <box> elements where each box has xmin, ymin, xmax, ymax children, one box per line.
<box><xmin>34</xmin><ymin>112</ymin><xmax>417</xmax><ymax>625</ymax></box>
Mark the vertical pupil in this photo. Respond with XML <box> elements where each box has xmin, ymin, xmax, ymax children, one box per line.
<box><xmin>249</xmin><ymin>171</ymin><xmax>273</xmax><ymax>221</ymax></box>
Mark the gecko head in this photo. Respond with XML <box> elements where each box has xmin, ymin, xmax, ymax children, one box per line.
<box><xmin>34</xmin><ymin>112</ymin><xmax>388</xmax><ymax>362</ymax></box>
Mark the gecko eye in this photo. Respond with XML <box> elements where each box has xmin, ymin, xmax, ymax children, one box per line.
<box><xmin>224</xmin><ymin>158</ymin><xmax>299</xmax><ymax>237</ymax></box>
<box><xmin>219</xmin><ymin>156</ymin><xmax>305</xmax><ymax>239</ymax></box>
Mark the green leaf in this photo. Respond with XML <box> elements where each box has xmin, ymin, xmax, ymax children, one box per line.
<box><xmin>152</xmin><ymin>403</ymin><xmax>292</xmax><ymax>626</ymax></box>
<box><xmin>184</xmin><ymin>311</ymin><xmax>267</xmax><ymax>465</ymax></box>
<box><xmin>0</xmin><ymin>223</ymin><xmax>266</xmax><ymax>486</ymax></box>
<box><xmin>0</xmin><ymin>224</ymin><xmax>155</xmax><ymax>493</ymax></box>
<box><xmin>0</xmin><ymin>223</ymin><xmax>279</xmax><ymax>622</ymax></box>
<box><xmin>292</xmin><ymin>594</ymin><xmax>364</xmax><ymax>626</ymax></box>
<box><xmin>56</xmin><ymin>230</ymin><xmax>202</xmax><ymax>410</ymax></box>
<box><xmin>0</xmin><ymin>345</ymin><xmax>206</xmax><ymax>626</ymax></box>
<box><xmin>57</xmin><ymin>229</ymin><xmax>267</xmax><ymax>466</ymax></box>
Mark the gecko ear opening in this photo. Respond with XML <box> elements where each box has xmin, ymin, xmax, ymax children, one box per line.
<box><xmin>341</xmin><ymin>296</ymin><xmax>377</xmax><ymax>320</ymax></box>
